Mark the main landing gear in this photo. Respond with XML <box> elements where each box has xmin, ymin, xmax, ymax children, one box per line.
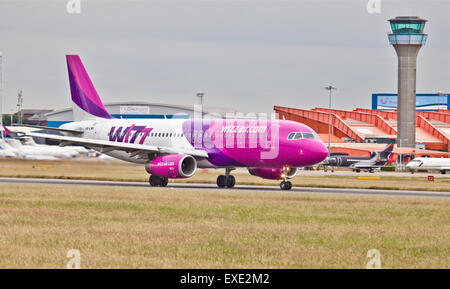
<box><xmin>280</xmin><ymin>166</ymin><xmax>292</xmax><ymax>190</ymax></box>
<box><xmin>217</xmin><ymin>168</ymin><xmax>235</xmax><ymax>188</ymax></box>
<box><xmin>149</xmin><ymin>175</ymin><xmax>169</xmax><ymax>187</ymax></box>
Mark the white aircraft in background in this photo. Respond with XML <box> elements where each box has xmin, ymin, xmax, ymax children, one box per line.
<box><xmin>406</xmin><ymin>157</ymin><xmax>450</xmax><ymax>174</ymax></box>
<box><xmin>0</xmin><ymin>137</ymin><xmax>88</xmax><ymax>160</ymax></box>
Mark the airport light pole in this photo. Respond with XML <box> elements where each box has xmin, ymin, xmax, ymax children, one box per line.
<box><xmin>196</xmin><ymin>91</ymin><xmax>204</xmax><ymax>120</ymax></box>
<box><xmin>324</xmin><ymin>85</ymin><xmax>337</xmax><ymax>155</ymax></box>
<box><xmin>17</xmin><ymin>90</ymin><xmax>23</xmax><ymax>125</ymax></box>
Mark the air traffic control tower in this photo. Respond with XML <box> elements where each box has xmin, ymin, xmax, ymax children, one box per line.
<box><xmin>388</xmin><ymin>16</ymin><xmax>428</xmax><ymax>148</ymax></box>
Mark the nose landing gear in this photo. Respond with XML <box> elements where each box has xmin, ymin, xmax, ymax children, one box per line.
<box><xmin>280</xmin><ymin>166</ymin><xmax>293</xmax><ymax>190</ymax></box>
<box><xmin>217</xmin><ymin>168</ymin><xmax>236</xmax><ymax>188</ymax></box>
<box><xmin>280</xmin><ymin>181</ymin><xmax>292</xmax><ymax>190</ymax></box>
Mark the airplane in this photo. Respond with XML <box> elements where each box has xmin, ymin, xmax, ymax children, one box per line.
<box><xmin>406</xmin><ymin>157</ymin><xmax>450</xmax><ymax>174</ymax></box>
<box><xmin>321</xmin><ymin>142</ymin><xmax>395</xmax><ymax>173</ymax></box>
<box><xmin>3</xmin><ymin>55</ymin><xmax>328</xmax><ymax>190</ymax></box>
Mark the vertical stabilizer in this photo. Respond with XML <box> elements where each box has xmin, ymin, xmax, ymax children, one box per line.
<box><xmin>380</xmin><ymin>142</ymin><xmax>395</xmax><ymax>159</ymax></box>
<box><xmin>66</xmin><ymin>55</ymin><xmax>113</xmax><ymax>121</ymax></box>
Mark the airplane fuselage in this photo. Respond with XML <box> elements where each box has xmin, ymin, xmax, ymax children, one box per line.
<box><xmin>406</xmin><ymin>157</ymin><xmax>450</xmax><ymax>174</ymax></box>
<box><xmin>61</xmin><ymin>118</ymin><xmax>328</xmax><ymax>168</ymax></box>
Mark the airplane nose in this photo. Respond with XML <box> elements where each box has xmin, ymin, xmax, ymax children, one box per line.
<box><xmin>317</xmin><ymin>141</ymin><xmax>329</xmax><ymax>161</ymax></box>
<box><xmin>308</xmin><ymin>140</ymin><xmax>329</xmax><ymax>164</ymax></box>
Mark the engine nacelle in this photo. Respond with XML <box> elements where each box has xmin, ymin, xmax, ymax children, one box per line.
<box><xmin>248</xmin><ymin>167</ymin><xmax>298</xmax><ymax>180</ymax></box>
<box><xmin>145</xmin><ymin>154</ymin><xmax>197</xmax><ymax>178</ymax></box>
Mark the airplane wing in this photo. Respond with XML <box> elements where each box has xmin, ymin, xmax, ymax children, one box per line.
<box><xmin>4</xmin><ymin>126</ymin><xmax>208</xmax><ymax>159</ymax></box>
<box><xmin>15</xmin><ymin>124</ymin><xmax>84</xmax><ymax>135</ymax></box>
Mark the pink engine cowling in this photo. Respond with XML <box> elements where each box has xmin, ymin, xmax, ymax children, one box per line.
<box><xmin>145</xmin><ymin>154</ymin><xmax>197</xmax><ymax>178</ymax></box>
<box><xmin>248</xmin><ymin>167</ymin><xmax>298</xmax><ymax>180</ymax></box>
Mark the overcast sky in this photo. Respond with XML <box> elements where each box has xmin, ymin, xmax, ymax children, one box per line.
<box><xmin>0</xmin><ymin>0</ymin><xmax>449</xmax><ymax>115</ymax></box>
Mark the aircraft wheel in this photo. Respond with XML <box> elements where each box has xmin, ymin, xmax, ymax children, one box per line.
<box><xmin>226</xmin><ymin>175</ymin><xmax>235</xmax><ymax>188</ymax></box>
<box><xmin>217</xmin><ymin>175</ymin><xmax>227</xmax><ymax>188</ymax></box>
<box><xmin>286</xmin><ymin>181</ymin><xmax>292</xmax><ymax>190</ymax></box>
<box><xmin>160</xmin><ymin>177</ymin><xmax>169</xmax><ymax>187</ymax></box>
<box><xmin>441</xmin><ymin>170</ymin><xmax>446</xmax><ymax>175</ymax></box>
<box><xmin>149</xmin><ymin>175</ymin><xmax>160</xmax><ymax>187</ymax></box>
<box><xmin>356</xmin><ymin>169</ymin><xmax>361</xmax><ymax>173</ymax></box>
<box><xmin>280</xmin><ymin>181</ymin><xmax>292</xmax><ymax>190</ymax></box>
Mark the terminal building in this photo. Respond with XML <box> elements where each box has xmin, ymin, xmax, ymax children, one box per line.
<box><xmin>274</xmin><ymin>105</ymin><xmax>450</xmax><ymax>157</ymax></box>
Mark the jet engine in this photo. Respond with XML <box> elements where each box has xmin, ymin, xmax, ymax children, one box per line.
<box><xmin>248</xmin><ymin>167</ymin><xmax>298</xmax><ymax>180</ymax></box>
<box><xmin>145</xmin><ymin>154</ymin><xmax>197</xmax><ymax>178</ymax></box>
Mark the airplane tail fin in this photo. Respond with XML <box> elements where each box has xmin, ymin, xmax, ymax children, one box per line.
<box><xmin>66</xmin><ymin>55</ymin><xmax>113</xmax><ymax>121</ymax></box>
<box><xmin>380</xmin><ymin>141</ymin><xmax>395</xmax><ymax>159</ymax></box>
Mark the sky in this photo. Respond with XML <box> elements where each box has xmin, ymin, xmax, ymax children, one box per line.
<box><xmin>0</xmin><ymin>0</ymin><xmax>449</xmax><ymax>115</ymax></box>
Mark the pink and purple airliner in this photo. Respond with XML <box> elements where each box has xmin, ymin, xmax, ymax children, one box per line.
<box><xmin>5</xmin><ymin>55</ymin><xmax>328</xmax><ymax>190</ymax></box>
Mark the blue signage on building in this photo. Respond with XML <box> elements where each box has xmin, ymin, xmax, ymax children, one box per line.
<box><xmin>372</xmin><ymin>93</ymin><xmax>449</xmax><ymax>110</ymax></box>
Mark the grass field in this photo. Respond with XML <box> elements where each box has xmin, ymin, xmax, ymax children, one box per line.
<box><xmin>0</xmin><ymin>159</ymin><xmax>449</xmax><ymax>192</ymax></box>
<box><xmin>0</xmin><ymin>183</ymin><xmax>448</xmax><ymax>268</ymax></box>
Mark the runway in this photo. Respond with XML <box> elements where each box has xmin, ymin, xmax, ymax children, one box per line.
<box><xmin>1</xmin><ymin>177</ymin><xmax>449</xmax><ymax>199</ymax></box>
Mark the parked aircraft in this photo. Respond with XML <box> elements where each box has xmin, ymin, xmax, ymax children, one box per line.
<box><xmin>4</xmin><ymin>55</ymin><xmax>328</xmax><ymax>190</ymax></box>
<box><xmin>406</xmin><ymin>157</ymin><xmax>450</xmax><ymax>174</ymax></box>
<box><xmin>321</xmin><ymin>142</ymin><xmax>395</xmax><ymax>173</ymax></box>
<box><xmin>0</xmin><ymin>136</ymin><xmax>87</xmax><ymax>160</ymax></box>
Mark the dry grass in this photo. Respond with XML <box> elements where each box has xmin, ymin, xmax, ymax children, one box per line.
<box><xmin>0</xmin><ymin>183</ymin><xmax>448</xmax><ymax>268</ymax></box>
<box><xmin>0</xmin><ymin>159</ymin><xmax>449</xmax><ymax>192</ymax></box>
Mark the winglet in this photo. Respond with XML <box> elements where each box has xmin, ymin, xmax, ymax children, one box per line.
<box><xmin>2</xmin><ymin>126</ymin><xmax>10</xmax><ymax>137</ymax></box>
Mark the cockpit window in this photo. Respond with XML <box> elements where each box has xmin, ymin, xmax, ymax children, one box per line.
<box><xmin>303</xmin><ymin>133</ymin><xmax>315</xmax><ymax>139</ymax></box>
<box><xmin>294</xmin><ymin>132</ymin><xmax>303</xmax><ymax>140</ymax></box>
<box><xmin>288</xmin><ymin>131</ymin><xmax>320</xmax><ymax>140</ymax></box>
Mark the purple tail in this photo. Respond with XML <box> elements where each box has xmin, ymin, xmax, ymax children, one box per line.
<box><xmin>66</xmin><ymin>55</ymin><xmax>113</xmax><ymax>121</ymax></box>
